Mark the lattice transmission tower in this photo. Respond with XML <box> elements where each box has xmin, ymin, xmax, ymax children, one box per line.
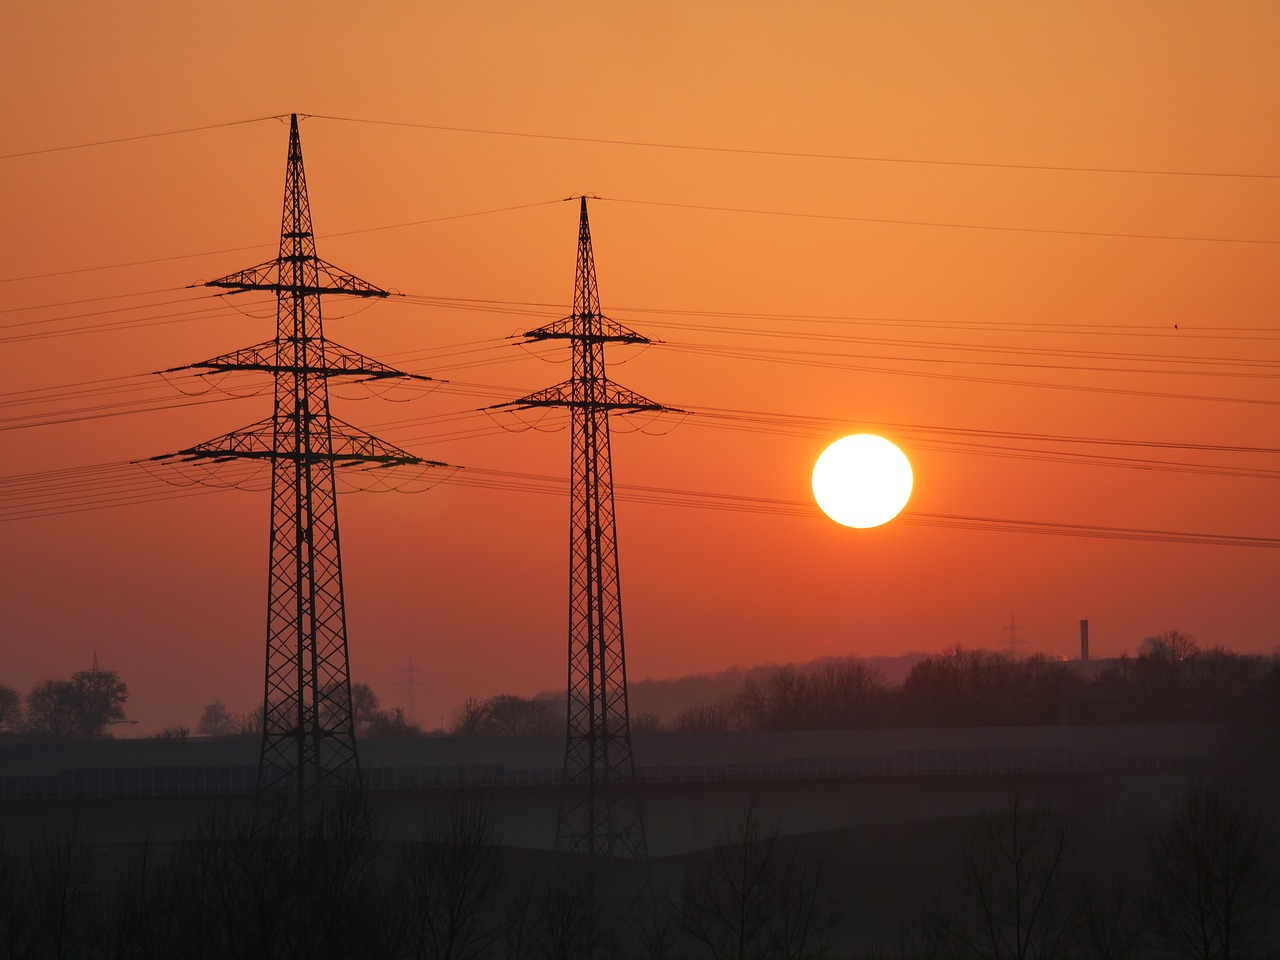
<box><xmin>498</xmin><ymin>197</ymin><xmax>666</xmax><ymax>860</ymax></box>
<box><xmin>157</xmin><ymin>115</ymin><xmax>437</xmax><ymax>826</ymax></box>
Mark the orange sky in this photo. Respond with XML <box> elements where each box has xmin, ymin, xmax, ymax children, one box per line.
<box><xmin>2</xmin><ymin>4</ymin><xmax>1279</xmax><ymax>733</ymax></box>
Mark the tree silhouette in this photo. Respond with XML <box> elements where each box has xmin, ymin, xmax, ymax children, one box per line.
<box><xmin>451</xmin><ymin>695</ymin><xmax>559</xmax><ymax>736</ymax></box>
<box><xmin>1146</xmin><ymin>779</ymin><xmax>1276</xmax><ymax>960</ymax></box>
<box><xmin>0</xmin><ymin>685</ymin><xmax>20</xmax><ymax>736</ymax></box>
<box><xmin>397</xmin><ymin>794</ymin><xmax>508</xmax><ymax>960</ymax></box>
<box><xmin>23</xmin><ymin>681</ymin><xmax>78</xmax><ymax>741</ymax></box>
<box><xmin>925</xmin><ymin>787</ymin><xmax>1075</xmax><ymax>960</ymax></box>
<box><xmin>681</xmin><ymin>805</ymin><xmax>838</xmax><ymax>960</ymax></box>
<box><xmin>350</xmin><ymin>683</ymin><xmax>381</xmax><ymax>725</ymax></box>
<box><xmin>196</xmin><ymin>701</ymin><xmax>232</xmax><ymax>737</ymax></box>
<box><xmin>734</xmin><ymin>659</ymin><xmax>888</xmax><ymax>731</ymax></box>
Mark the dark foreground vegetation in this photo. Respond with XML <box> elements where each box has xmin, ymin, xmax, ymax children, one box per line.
<box><xmin>1</xmin><ymin>772</ymin><xmax>1276</xmax><ymax>960</ymax></box>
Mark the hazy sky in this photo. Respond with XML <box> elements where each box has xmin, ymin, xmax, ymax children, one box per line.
<box><xmin>2</xmin><ymin>3</ymin><xmax>1278</xmax><ymax>733</ymax></box>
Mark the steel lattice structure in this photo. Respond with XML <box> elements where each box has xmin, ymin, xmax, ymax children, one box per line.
<box><xmin>502</xmin><ymin>198</ymin><xmax>664</xmax><ymax>859</ymax></box>
<box><xmin>160</xmin><ymin>115</ymin><xmax>434</xmax><ymax>826</ymax></box>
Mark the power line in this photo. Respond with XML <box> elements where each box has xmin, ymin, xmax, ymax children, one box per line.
<box><xmin>5</xmin><ymin>456</ymin><xmax>1278</xmax><ymax>549</ymax></box>
<box><xmin>0</xmin><ymin>201</ymin><xmax>563</xmax><ymax>284</ymax></box>
<box><xmin>663</xmin><ymin>338</ymin><xmax>1280</xmax><ymax>381</ymax></box>
<box><xmin>396</xmin><ymin>293</ymin><xmax>1280</xmax><ymax>341</ymax></box>
<box><xmin>596</xmin><ymin>196</ymin><xmax>1280</xmax><ymax>246</ymax></box>
<box><xmin>0</xmin><ymin>115</ymin><xmax>287</xmax><ymax>161</ymax></box>
<box><xmin>9</xmin><ymin>111</ymin><xmax>1276</xmax><ymax>181</ymax></box>
<box><xmin>0</xmin><ymin>286</ymin><xmax>190</xmax><ymax>316</ymax></box>
<box><xmin>0</xmin><ymin>292</ymin><xmax>217</xmax><ymax>331</ymax></box>
<box><xmin>660</xmin><ymin>341</ymin><xmax>1280</xmax><ymax>407</ymax></box>
<box><xmin>0</xmin><ymin>300</ymin><xmax>240</xmax><ymax>345</ymax></box>
<box><xmin>307</xmin><ymin>114</ymin><xmax>1280</xmax><ymax>181</ymax></box>
<box><xmin>8</xmin><ymin>176</ymin><xmax>1278</xmax><ymax>286</ymax></box>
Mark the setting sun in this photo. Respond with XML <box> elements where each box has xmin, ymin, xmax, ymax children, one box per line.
<box><xmin>812</xmin><ymin>434</ymin><xmax>914</xmax><ymax>529</ymax></box>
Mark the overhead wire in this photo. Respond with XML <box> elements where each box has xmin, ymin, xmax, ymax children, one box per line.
<box><xmin>0</xmin><ymin>200</ymin><xmax>564</xmax><ymax>284</ymax></box>
<box><xmin>0</xmin><ymin>115</ymin><xmax>286</xmax><ymax>161</ymax></box>
<box><xmin>0</xmin><ymin>299</ymin><xmax>243</xmax><ymax>345</ymax></box>
<box><xmin>6</xmin><ymin>110</ymin><xmax>1276</xmax><ymax>180</ymax></box>
<box><xmin>397</xmin><ymin>294</ymin><xmax>1280</xmax><ymax>342</ymax></box>
<box><xmin>596</xmin><ymin>196</ymin><xmax>1280</xmax><ymax>246</ymax></box>
<box><xmin>0</xmin><ymin>285</ymin><xmax>195</xmax><ymax>316</ymax></box>
<box><xmin>4</xmin><ymin>290</ymin><xmax>225</xmax><ymax>327</ymax></box>
<box><xmin>305</xmin><ymin>113</ymin><xmax>1280</xmax><ymax>181</ymax></box>
<box><xmin>5</xmin><ymin>117</ymin><xmax>1278</xmax><ymax>542</ymax></box>
<box><xmin>661</xmin><ymin>341</ymin><xmax>1280</xmax><ymax>407</ymax></box>
<box><xmin>10</xmin><ymin>285</ymin><xmax>1280</xmax><ymax>392</ymax></box>
<box><xmin>4</xmin><ymin>456</ymin><xmax>1276</xmax><ymax>550</ymax></box>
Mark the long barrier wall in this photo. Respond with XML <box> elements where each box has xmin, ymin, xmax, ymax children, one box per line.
<box><xmin>0</xmin><ymin>723</ymin><xmax>1230</xmax><ymax>801</ymax></box>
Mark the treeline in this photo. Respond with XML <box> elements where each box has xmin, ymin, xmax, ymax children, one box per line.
<box><xmin>16</xmin><ymin>632</ymin><xmax>1274</xmax><ymax>742</ymax></box>
<box><xmin>0</xmin><ymin>777</ymin><xmax>1274</xmax><ymax>959</ymax></box>
<box><xmin>0</xmin><ymin>669</ymin><xmax>128</xmax><ymax>742</ymax></box>
<box><xmin>189</xmin><ymin>683</ymin><xmax>421</xmax><ymax>742</ymax></box>
<box><xmin>669</xmin><ymin>633</ymin><xmax>1280</xmax><ymax>732</ymax></box>
<box><xmin>0</xmin><ymin>674</ymin><xmax>427</xmax><ymax>744</ymax></box>
<box><xmin>455</xmin><ymin>633</ymin><xmax>1280</xmax><ymax>736</ymax></box>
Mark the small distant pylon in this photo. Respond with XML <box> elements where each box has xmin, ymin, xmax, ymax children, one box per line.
<box><xmin>495</xmin><ymin>198</ymin><xmax>665</xmax><ymax>860</ymax></box>
<box><xmin>154</xmin><ymin>115</ymin><xmax>441</xmax><ymax>831</ymax></box>
<box><xmin>1002</xmin><ymin>613</ymin><xmax>1026</xmax><ymax>658</ymax></box>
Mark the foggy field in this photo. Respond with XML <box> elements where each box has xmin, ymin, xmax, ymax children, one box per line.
<box><xmin>1</xmin><ymin>721</ymin><xmax>1277</xmax><ymax>958</ymax></box>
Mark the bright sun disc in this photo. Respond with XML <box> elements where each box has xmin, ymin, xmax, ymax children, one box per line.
<box><xmin>811</xmin><ymin>434</ymin><xmax>913</xmax><ymax>528</ymax></box>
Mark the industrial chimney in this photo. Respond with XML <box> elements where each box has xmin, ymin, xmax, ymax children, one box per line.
<box><xmin>1080</xmin><ymin>619</ymin><xmax>1090</xmax><ymax>661</ymax></box>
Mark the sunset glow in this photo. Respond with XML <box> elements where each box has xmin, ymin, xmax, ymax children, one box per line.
<box><xmin>1</xmin><ymin>5</ymin><xmax>1278</xmax><ymax>734</ymax></box>
<box><xmin>812</xmin><ymin>435</ymin><xmax>914</xmax><ymax>529</ymax></box>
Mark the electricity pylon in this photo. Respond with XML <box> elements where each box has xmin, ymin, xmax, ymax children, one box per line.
<box><xmin>499</xmin><ymin>197</ymin><xmax>664</xmax><ymax>860</ymax></box>
<box><xmin>159</xmin><ymin>115</ymin><xmax>437</xmax><ymax>829</ymax></box>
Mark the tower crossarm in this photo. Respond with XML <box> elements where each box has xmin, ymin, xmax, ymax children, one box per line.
<box><xmin>166</xmin><ymin>339</ymin><xmax>437</xmax><ymax>383</ymax></box>
<box><xmin>327</xmin><ymin>419</ymin><xmax>443</xmax><ymax>466</ymax></box>
<box><xmin>498</xmin><ymin>378</ymin><xmax>664</xmax><ymax>413</ymax></box>
<box><xmin>206</xmin><ymin>256</ymin><xmax>389</xmax><ymax>299</ymax></box>
<box><xmin>522</xmin><ymin>314</ymin><xmax>650</xmax><ymax>345</ymax></box>
<box><xmin>165</xmin><ymin>417</ymin><xmax>439</xmax><ymax>467</ymax></box>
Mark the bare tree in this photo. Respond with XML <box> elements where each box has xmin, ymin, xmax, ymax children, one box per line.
<box><xmin>682</xmin><ymin>805</ymin><xmax>838</xmax><ymax>960</ymax></box>
<box><xmin>100</xmin><ymin>836</ymin><xmax>189</xmax><ymax>960</ymax></box>
<box><xmin>398</xmin><ymin>793</ymin><xmax>508</xmax><ymax>960</ymax></box>
<box><xmin>229</xmin><ymin>704</ymin><xmax>265</xmax><ymax>738</ymax></box>
<box><xmin>23</xmin><ymin>681</ymin><xmax>78</xmax><ymax>741</ymax></box>
<box><xmin>630</xmin><ymin>710</ymin><xmax>665</xmax><ymax>734</ymax></box>
<box><xmin>1076</xmin><ymin>868</ymin><xmax>1145</xmax><ymax>960</ymax></box>
<box><xmin>351</xmin><ymin>682</ymin><xmax>381</xmax><ymax>724</ymax></box>
<box><xmin>365</xmin><ymin>706</ymin><xmax>422</xmax><ymax>739</ymax></box>
<box><xmin>898</xmin><ymin>647</ymin><xmax>1021</xmax><ymax>727</ymax></box>
<box><xmin>24</xmin><ymin>823</ymin><xmax>97</xmax><ymax>960</ymax></box>
<box><xmin>1146</xmin><ymin>779</ymin><xmax>1275</xmax><ymax>960</ymax></box>
<box><xmin>196</xmin><ymin>701</ymin><xmax>232</xmax><ymax>737</ymax></box>
<box><xmin>0</xmin><ymin>686</ymin><xmax>20</xmax><ymax>735</ymax></box>
<box><xmin>730</xmin><ymin>659</ymin><xmax>888</xmax><ymax>731</ymax></box>
<box><xmin>670</xmin><ymin>699</ymin><xmax>735</xmax><ymax>734</ymax></box>
<box><xmin>0</xmin><ymin>838</ymin><xmax>34</xmax><ymax>960</ymax></box>
<box><xmin>450</xmin><ymin>695</ymin><xmax>559</xmax><ymax>737</ymax></box>
<box><xmin>930</xmin><ymin>787</ymin><xmax>1075</xmax><ymax>960</ymax></box>
<box><xmin>296</xmin><ymin>795</ymin><xmax>389</xmax><ymax>960</ymax></box>
<box><xmin>529</xmin><ymin>863</ymin><xmax>610</xmax><ymax>960</ymax></box>
<box><xmin>1140</xmin><ymin>630</ymin><xmax>1199</xmax><ymax>663</ymax></box>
